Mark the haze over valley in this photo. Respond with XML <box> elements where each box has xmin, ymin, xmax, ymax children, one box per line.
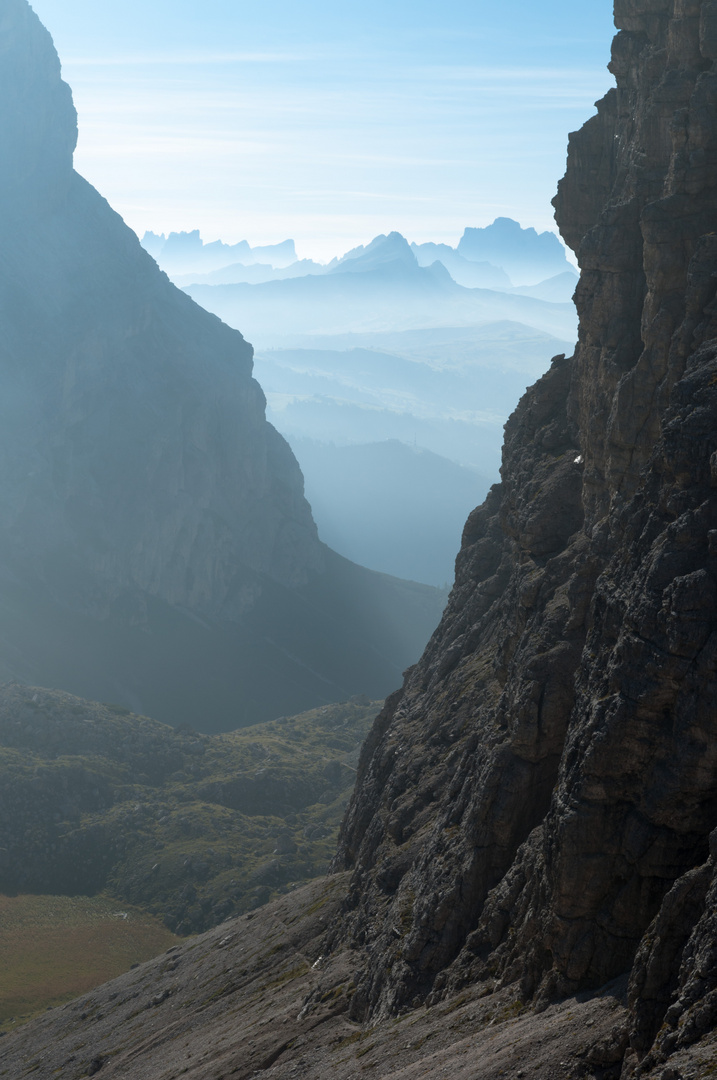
<box><xmin>0</xmin><ymin>0</ymin><xmax>445</xmax><ymax>732</ymax></box>
<box><xmin>144</xmin><ymin>221</ymin><xmax>577</xmax><ymax>583</ymax></box>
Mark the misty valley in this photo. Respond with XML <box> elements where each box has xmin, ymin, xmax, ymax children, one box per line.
<box><xmin>150</xmin><ymin>221</ymin><xmax>577</xmax><ymax>585</ymax></box>
<box><xmin>4</xmin><ymin>1</ymin><xmax>717</xmax><ymax>1079</ymax></box>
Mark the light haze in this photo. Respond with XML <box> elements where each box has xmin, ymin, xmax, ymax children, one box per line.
<box><xmin>28</xmin><ymin>1</ymin><xmax>616</xmax><ymax>260</ymax></box>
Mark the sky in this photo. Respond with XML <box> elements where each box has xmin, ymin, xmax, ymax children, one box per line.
<box><xmin>29</xmin><ymin>0</ymin><xmax>617</xmax><ymax>262</ymax></box>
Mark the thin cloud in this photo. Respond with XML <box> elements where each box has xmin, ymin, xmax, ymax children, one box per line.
<box><xmin>413</xmin><ymin>64</ymin><xmax>613</xmax><ymax>84</ymax></box>
<box><xmin>64</xmin><ymin>51</ymin><xmax>312</xmax><ymax>67</ymax></box>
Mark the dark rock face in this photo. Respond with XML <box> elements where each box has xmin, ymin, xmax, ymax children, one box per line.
<box><xmin>332</xmin><ymin>2</ymin><xmax>717</xmax><ymax>1072</ymax></box>
<box><xmin>0</xmin><ymin>0</ymin><xmax>443</xmax><ymax>729</ymax></box>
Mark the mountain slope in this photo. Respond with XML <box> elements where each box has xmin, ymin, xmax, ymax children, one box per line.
<box><xmin>0</xmin><ymin>683</ymin><xmax>380</xmax><ymax>937</ymax></box>
<box><xmin>185</xmin><ymin>265</ymin><xmax>578</xmax><ymax>346</ymax></box>
<box><xmin>0</xmin><ymin>0</ymin><xmax>443</xmax><ymax>729</ymax></box>
<box><xmin>330</xmin><ymin>6</ymin><xmax>717</xmax><ymax>1069</ymax></box>
<box><xmin>287</xmin><ymin>438</ymin><xmax>490</xmax><ymax>585</ymax></box>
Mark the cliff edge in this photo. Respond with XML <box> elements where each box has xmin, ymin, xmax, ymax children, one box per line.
<box><xmin>331</xmin><ymin>1</ymin><xmax>717</xmax><ymax>1072</ymax></box>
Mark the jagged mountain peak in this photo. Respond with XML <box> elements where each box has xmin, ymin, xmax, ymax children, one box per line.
<box><xmin>329</xmin><ymin>231</ymin><xmax>417</xmax><ymax>274</ymax></box>
<box><xmin>458</xmin><ymin>217</ymin><xmax>571</xmax><ymax>284</ymax></box>
<box><xmin>141</xmin><ymin>230</ymin><xmax>297</xmax><ymax>272</ymax></box>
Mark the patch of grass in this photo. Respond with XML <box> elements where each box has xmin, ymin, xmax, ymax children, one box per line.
<box><xmin>499</xmin><ymin>998</ymin><xmax>524</xmax><ymax>1020</ymax></box>
<box><xmin>439</xmin><ymin>990</ymin><xmax>481</xmax><ymax>1015</ymax></box>
<box><xmin>0</xmin><ymin>689</ymin><xmax>381</xmax><ymax>935</ymax></box>
<box><xmin>0</xmin><ymin>894</ymin><xmax>178</xmax><ymax>1029</ymax></box>
<box><xmin>303</xmin><ymin>891</ymin><xmax>337</xmax><ymax>918</ymax></box>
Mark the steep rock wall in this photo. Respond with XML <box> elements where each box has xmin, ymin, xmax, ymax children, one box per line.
<box><xmin>0</xmin><ymin>0</ymin><xmax>318</xmax><ymax>616</ymax></box>
<box><xmin>333</xmin><ymin>6</ymin><xmax>717</xmax><ymax>1072</ymax></box>
<box><xmin>0</xmin><ymin>0</ymin><xmax>443</xmax><ymax>728</ymax></box>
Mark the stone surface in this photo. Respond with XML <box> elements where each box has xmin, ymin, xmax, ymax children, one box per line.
<box><xmin>328</xmin><ymin>2</ymin><xmax>717</xmax><ymax>1074</ymax></box>
<box><xmin>0</xmin><ymin>876</ymin><xmax>634</xmax><ymax>1080</ymax></box>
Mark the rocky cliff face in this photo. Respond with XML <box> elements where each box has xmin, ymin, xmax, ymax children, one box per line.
<box><xmin>331</xmin><ymin>1</ymin><xmax>717</xmax><ymax>1072</ymax></box>
<box><xmin>0</xmin><ymin>0</ymin><xmax>443</xmax><ymax>729</ymax></box>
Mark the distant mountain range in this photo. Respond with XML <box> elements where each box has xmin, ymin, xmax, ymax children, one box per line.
<box><xmin>457</xmin><ymin>216</ymin><xmax>572</xmax><ymax>284</ymax></box>
<box><xmin>139</xmin><ymin>226</ymin><xmax>579</xmax><ymax>586</ymax></box>
<box><xmin>250</xmin><ymin>322</ymin><xmax>573</xmax><ymax>584</ymax></box>
<box><xmin>141</xmin><ymin>230</ymin><xmax>298</xmax><ymax>274</ymax></box>
<box><xmin>410</xmin><ymin>240</ymin><xmax>512</xmax><ymax>289</ymax></box>
<box><xmin>142</xmin><ymin>217</ymin><xmax>577</xmax><ymax>292</ymax></box>
<box><xmin>182</xmin><ymin>233</ymin><xmax>577</xmax><ymax>346</ymax></box>
<box><xmin>172</xmin><ymin>259</ymin><xmax>326</xmax><ymax>287</ymax></box>
<box><xmin>254</xmin><ymin>322</ymin><xmax>574</xmax><ymax>468</ymax></box>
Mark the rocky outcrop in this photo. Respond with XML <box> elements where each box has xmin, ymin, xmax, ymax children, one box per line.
<box><xmin>329</xmin><ymin>2</ymin><xmax>717</xmax><ymax>1073</ymax></box>
<box><xmin>0</xmin><ymin>0</ymin><xmax>443</xmax><ymax>729</ymax></box>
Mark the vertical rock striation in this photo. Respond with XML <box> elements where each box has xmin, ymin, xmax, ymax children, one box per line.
<box><xmin>333</xmin><ymin>3</ymin><xmax>717</xmax><ymax>1072</ymax></box>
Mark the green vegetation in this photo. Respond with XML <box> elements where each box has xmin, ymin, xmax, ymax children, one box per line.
<box><xmin>0</xmin><ymin>684</ymin><xmax>380</xmax><ymax>934</ymax></box>
<box><xmin>0</xmin><ymin>894</ymin><xmax>178</xmax><ymax>1030</ymax></box>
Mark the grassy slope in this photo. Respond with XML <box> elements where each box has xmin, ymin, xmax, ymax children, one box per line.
<box><xmin>0</xmin><ymin>684</ymin><xmax>380</xmax><ymax>935</ymax></box>
<box><xmin>0</xmin><ymin>895</ymin><xmax>178</xmax><ymax>1031</ymax></box>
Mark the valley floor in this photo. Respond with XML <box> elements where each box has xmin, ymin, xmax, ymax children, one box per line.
<box><xmin>3</xmin><ymin>875</ymin><xmax>714</xmax><ymax>1080</ymax></box>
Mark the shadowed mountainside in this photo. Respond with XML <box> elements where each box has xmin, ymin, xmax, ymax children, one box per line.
<box><xmin>0</xmin><ymin>683</ymin><xmax>380</xmax><ymax>936</ymax></box>
<box><xmin>0</xmin><ymin>0</ymin><xmax>443</xmax><ymax>730</ymax></box>
<box><xmin>287</xmin><ymin>438</ymin><xmax>489</xmax><ymax>586</ymax></box>
<box><xmin>329</xmin><ymin>7</ymin><xmax>717</xmax><ymax>1077</ymax></box>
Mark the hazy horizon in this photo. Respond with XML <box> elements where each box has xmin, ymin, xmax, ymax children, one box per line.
<box><xmin>141</xmin><ymin>217</ymin><xmax>579</xmax><ymax>272</ymax></box>
<box><xmin>28</xmin><ymin>0</ymin><xmax>616</xmax><ymax>261</ymax></box>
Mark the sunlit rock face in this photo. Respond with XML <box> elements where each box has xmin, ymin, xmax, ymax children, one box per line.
<box><xmin>0</xmin><ymin>0</ymin><xmax>442</xmax><ymax>728</ymax></box>
<box><xmin>331</xmin><ymin>3</ymin><xmax>717</xmax><ymax>1072</ymax></box>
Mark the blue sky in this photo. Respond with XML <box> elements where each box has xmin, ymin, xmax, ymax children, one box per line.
<box><xmin>29</xmin><ymin>0</ymin><xmax>617</xmax><ymax>260</ymax></box>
